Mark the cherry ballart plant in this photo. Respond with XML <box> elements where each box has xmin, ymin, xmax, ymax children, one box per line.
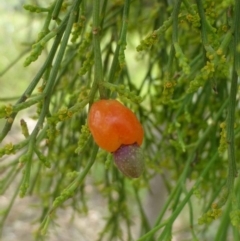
<box><xmin>0</xmin><ymin>0</ymin><xmax>240</xmax><ymax>241</ymax></box>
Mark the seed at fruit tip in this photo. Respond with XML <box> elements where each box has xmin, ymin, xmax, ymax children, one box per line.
<box><xmin>113</xmin><ymin>143</ymin><xmax>144</xmax><ymax>178</ymax></box>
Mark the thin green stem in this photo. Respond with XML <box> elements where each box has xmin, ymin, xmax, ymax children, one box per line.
<box><xmin>90</xmin><ymin>0</ymin><xmax>105</xmax><ymax>101</ymax></box>
<box><xmin>226</xmin><ymin>71</ymin><xmax>238</xmax><ymax>191</ymax></box>
<box><xmin>0</xmin><ymin>48</ymin><xmax>30</xmax><ymax>77</ymax></box>
<box><xmin>133</xmin><ymin>187</ymin><xmax>151</xmax><ymax>232</ymax></box>
<box><xmin>234</xmin><ymin>0</ymin><xmax>240</xmax><ymax>75</ymax></box>
<box><xmin>12</xmin><ymin>95</ymin><xmax>44</xmax><ymax>113</ymax></box>
<box><xmin>137</xmin><ymin>220</ymin><xmax>169</xmax><ymax>241</ymax></box>
<box><xmin>0</xmin><ymin>179</ymin><xmax>22</xmax><ymax>236</ymax></box>
<box><xmin>118</xmin><ymin>0</ymin><xmax>130</xmax><ymax>67</ymax></box>
<box><xmin>41</xmin><ymin>3</ymin><xmax>56</xmax><ymax>35</ymax></box>
<box><xmin>195</xmin><ymin>0</ymin><xmax>208</xmax><ymax>46</ymax></box>
<box><xmin>225</xmin><ymin>0</ymin><xmax>240</xmax><ymax>193</ymax></box>
<box><xmin>52</xmin><ymin>0</ymin><xmax>64</xmax><ymax>20</ymax></box>
<box><xmin>172</xmin><ymin>0</ymin><xmax>182</xmax><ymax>43</ymax></box>
<box><xmin>19</xmin><ymin>143</ymin><xmax>34</xmax><ymax>197</ymax></box>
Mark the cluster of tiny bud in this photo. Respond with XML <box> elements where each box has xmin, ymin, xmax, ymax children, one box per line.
<box><xmin>52</xmin><ymin>187</ymin><xmax>75</xmax><ymax>209</ymax></box>
<box><xmin>46</xmin><ymin>108</ymin><xmax>73</xmax><ymax>142</ymax></box>
<box><xmin>24</xmin><ymin>42</ymin><xmax>45</xmax><ymax>67</ymax></box>
<box><xmin>35</xmin><ymin>150</ymin><xmax>51</xmax><ymax>168</ymax></box>
<box><xmin>203</xmin><ymin>1</ymin><xmax>217</xmax><ymax>25</ymax></box>
<box><xmin>48</xmin><ymin>107</ymin><xmax>73</xmax><ymax>125</ymax></box>
<box><xmin>46</xmin><ymin>125</ymin><xmax>59</xmax><ymax>143</ymax></box>
<box><xmin>161</xmin><ymin>80</ymin><xmax>177</xmax><ymax>104</ymax></box>
<box><xmin>178</xmin><ymin>5</ymin><xmax>201</xmax><ymax>29</ymax></box>
<box><xmin>136</xmin><ymin>17</ymin><xmax>172</xmax><ymax>52</ymax></box>
<box><xmin>118</xmin><ymin>42</ymin><xmax>126</xmax><ymax>68</ymax></box>
<box><xmin>24</xmin><ymin>30</ymin><xmax>60</xmax><ymax>66</ymax></box>
<box><xmin>76</xmin><ymin>87</ymin><xmax>90</xmax><ymax>101</ymax></box>
<box><xmin>187</xmin><ymin>50</ymin><xmax>227</xmax><ymax>93</ymax></box>
<box><xmin>193</xmin><ymin>186</ymin><xmax>201</xmax><ymax>199</ymax></box>
<box><xmin>230</xmin><ymin>210</ymin><xmax>240</xmax><ymax>229</ymax></box>
<box><xmin>136</xmin><ymin>31</ymin><xmax>157</xmax><ymax>52</ymax></box>
<box><xmin>71</xmin><ymin>16</ymin><xmax>86</xmax><ymax>43</ymax></box>
<box><xmin>78</xmin><ymin>32</ymin><xmax>92</xmax><ymax>54</ymax></box>
<box><xmin>102</xmin><ymin>82</ymin><xmax>143</xmax><ymax>104</ymax></box>
<box><xmin>19</xmin><ymin>180</ymin><xmax>29</xmax><ymax>197</ymax></box>
<box><xmin>0</xmin><ymin>143</ymin><xmax>15</xmax><ymax>158</ymax></box>
<box><xmin>185</xmin><ymin>12</ymin><xmax>201</xmax><ymax>28</ymax></box>
<box><xmin>105</xmin><ymin>153</ymin><xmax>113</xmax><ymax>170</ymax></box>
<box><xmin>0</xmin><ymin>104</ymin><xmax>13</xmax><ymax>118</ymax></box>
<box><xmin>36</xmin><ymin>101</ymin><xmax>43</xmax><ymax>117</ymax></box>
<box><xmin>75</xmin><ymin>124</ymin><xmax>91</xmax><ymax>154</ymax></box>
<box><xmin>198</xmin><ymin>203</ymin><xmax>222</xmax><ymax>224</ymax></box>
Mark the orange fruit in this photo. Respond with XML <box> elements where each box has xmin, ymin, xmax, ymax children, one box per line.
<box><xmin>88</xmin><ymin>99</ymin><xmax>144</xmax><ymax>152</ymax></box>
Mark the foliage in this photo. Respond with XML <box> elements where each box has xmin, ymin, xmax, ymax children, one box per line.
<box><xmin>0</xmin><ymin>0</ymin><xmax>240</xmax><ymax>240</ymax></box>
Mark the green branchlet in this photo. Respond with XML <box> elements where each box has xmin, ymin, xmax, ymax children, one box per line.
<box><xmin>105</xmin><ymin>153</ymin><xmax>112</xmax><ymax>170</ymax></box>
<box><xmin>0</xmin><ymin>95</ymin><xmax>44</xmax><ymax>119</ymax></box>
<box><xmin>34</xmin><ymin>148</ymin><xmax>51</xmax><ymax>168</ymax></box>
<box><xmin>52</xmin><ymin>0</ymin><xmax>64</xmax><ymax>20</ymax></box>
<box><xmin>52</xmin><ymin>188</ymin><xmax>75</xmax><ymax>209</ymax></box>
<box><xmin>23</xmin><ymin>2</ymin><xmax>60</xmax><ymax>66</ymax></box>
<box><xmin>23</xmin><ymin>4</ymin><xmax>50</xmax><ymax>13</ymax></box>
<box><xmin>118</xmin><ymin>0</ymin><xmax>130</xmax><ymax>67</ymax></box>
<box><xmin>19</xmin><ymin>145</ymin><xmax>34</xmax><ymax>197</ymax></box>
